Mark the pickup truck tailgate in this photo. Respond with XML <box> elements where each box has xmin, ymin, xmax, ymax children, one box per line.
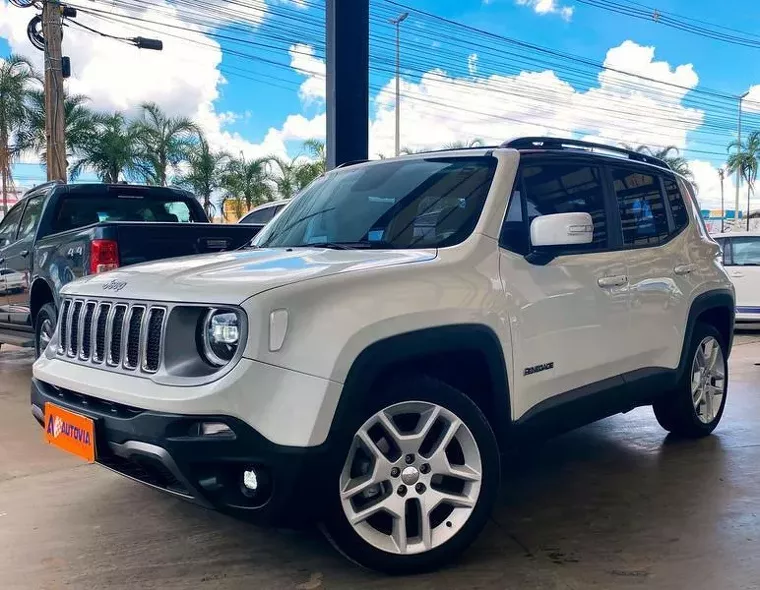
<box><xmin>112</xmin><ymin>222</ymin><xmax>263</xmax><ymax>266</ymax></box>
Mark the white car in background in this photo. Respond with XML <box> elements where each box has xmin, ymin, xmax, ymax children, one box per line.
<box><xmin>714</xmin><ymin>232</ymin><xmax>760</xmax><ymax>323</ymax></box>
<box><xmin>238</xmin><ymin>199</ymin><xmax>290</xmax><ymax>225</ymax></box>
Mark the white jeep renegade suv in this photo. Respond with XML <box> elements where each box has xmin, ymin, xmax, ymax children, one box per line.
<box><xmin>32</xmin><ymin>138</ymin><xmax>735</xmax><ymax>574</ymax></box>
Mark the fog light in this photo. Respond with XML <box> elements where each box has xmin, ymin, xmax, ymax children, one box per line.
<box><xmin>200</xmin><ymin>422</ymin><xmax>234</xmax><ymax>437</ymax></box>
<box><xmin>242</xmin><ymin>469</ymin><xmax>259</xmax><ymax>493</ymax></box>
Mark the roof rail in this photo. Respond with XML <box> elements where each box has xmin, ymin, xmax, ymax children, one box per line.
<box><xmin>501</xmin><ymin>137</ymin><xmax>670</xmax><ymax>169</ymax></box>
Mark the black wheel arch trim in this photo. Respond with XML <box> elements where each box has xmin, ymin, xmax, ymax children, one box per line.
<box><xmin>327</xmin><ymin>324</ymin><xmax>511</xmax><ymax>444</ymax></box>
<box><xmin>677</xmin><ymin>288</ymin><xmax>735</xmax><ymax>380</ymax></box>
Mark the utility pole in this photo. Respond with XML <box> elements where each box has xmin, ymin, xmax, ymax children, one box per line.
<box><xmin>390</xmin><ymin>12</ymin><xmax>409</xmax><ymax>157</ymax></box>
<box><xmin>42</xmin><ymin>0</ymin><xmax>67</xmax><ymax>182</ymax></box>
<box><xmin>719</xmin><ymin>167</ymin><xmax>725</xmax><ymax>232</ymax></box>
<box><xmin>735</xmin><ymin>90</ymin><xmax>750</xmax><ymax>228</ymax></box>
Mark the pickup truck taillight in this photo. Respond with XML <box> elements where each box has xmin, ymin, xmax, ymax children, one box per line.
<box><xmin>90</xmin><ymin>239</ymin><xmax>120</xmax><ymax>274</ymax></box>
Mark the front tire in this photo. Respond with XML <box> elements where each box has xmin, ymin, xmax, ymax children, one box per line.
<box><xmin>34</xmin><ymin>303</ymin><xmax>57</xmax><ymax>359</ymax></box>
<box><xmin>653</xmin><ymin>322</ymin><xmax>728</xmax><ymax>438</ymax></box>
<box><xmin>321</xmin><ymin>375</ymin><xmax>500</xmax><ymax>574</ymax></box>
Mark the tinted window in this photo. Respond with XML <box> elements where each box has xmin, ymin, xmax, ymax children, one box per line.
<box><xmin>0</xmin><ymin>203</ymin><xmax>25</xmax><ymax>246</ymax></box>
<box><xmin>255</xmin><ymin>157</ymin><xmax>496</xmax><ymax>249</ymax></box>
<box><xmin>728</xmin><ymin>237</ymin><xmax>760</xmax><ymax>266</ymax></box>
<box><xmin>612</xmin><ymin>168</ymin><xmax>669</xmax><ymax>246</ymax></box>
<box><xmin>17</xmin><ymin>195</ymin><xmax>45</xmax><ymax>241</ymax></box>
<box><xmin>241</xmin><ymin>207</ymin><xmax>276</xmax><ymax>224</ymax></box>
<box><xmin>53</xmin><ymin>196</ymin><xmax>198</xmax><ymax>232</ymax></box>
<box><xmin>519</xmin><ymin>162</ymin><xmax>607</xmax><ymax>251</ymax></box>
<box><xmin>663</xmin><ymin>177</ymin><xmax>688</xmax><ymax>231</ymax></box>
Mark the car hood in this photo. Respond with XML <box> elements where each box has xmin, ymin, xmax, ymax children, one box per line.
<box><xmin>62</xmin><ymin>247</ymin><xmax>437</xmax><ymax>304</ymax></box>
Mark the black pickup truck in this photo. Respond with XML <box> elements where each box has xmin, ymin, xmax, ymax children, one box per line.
<box><xmin>0</xmin><ymin>182</ymin><xmax>264</xmax><ymax>354</ymax></box>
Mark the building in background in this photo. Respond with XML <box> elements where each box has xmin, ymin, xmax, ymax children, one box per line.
<box><xmin>701</xmin><ymin>209</ymin><xmax>760</xmax><ymax>234</ymax></box>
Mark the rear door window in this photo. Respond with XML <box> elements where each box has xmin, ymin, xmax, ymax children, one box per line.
<box><xmin>663</xmin><ymin>176</ymin><xmax>689</xmax><ymax>231</ymax></box>
<box><xmin>611</xmin><ymin>167</ymin><xmax>669</xmax><ymax>247</ymax></box>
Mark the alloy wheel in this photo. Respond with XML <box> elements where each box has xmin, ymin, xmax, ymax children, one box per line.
<box><xmin>339</xmin><ymin>400</ymin><xmax>482</xmax><ymax>555</ymax></box>
<box><xmin>691</xmin><ymin>336</ymin><xmax>726</xmax><ymax>425</ymax></box>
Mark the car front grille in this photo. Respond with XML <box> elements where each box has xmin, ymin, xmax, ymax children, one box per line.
<box><xmin>57</xmin><ymin>297</ymin><xmax>167</xmax><ymax>374</ymax></box>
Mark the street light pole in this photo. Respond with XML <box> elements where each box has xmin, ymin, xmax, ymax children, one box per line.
<box><xmin>389</xmin><ymin>12</ymin><xmax>408</xmax><ymax>157</ymax></box>
<box><xmin>719</xmin><ymin>167</ymin><xmax>725</xmax><ymax>233</ymax></box>
<box><xmin>735</xmin><ymin>90</ymin><xmax>750</xmax><ymax>228</ymax></box>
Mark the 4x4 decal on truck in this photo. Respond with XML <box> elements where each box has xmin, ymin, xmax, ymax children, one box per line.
<box><xmin>524</xmin><ymin>362</ymin><xmax>554</xmax><ymax>376</ymax></box>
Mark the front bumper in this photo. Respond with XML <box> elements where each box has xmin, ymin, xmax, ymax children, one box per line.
<box><xmin>31</xmin><ymin>378</ymin><xmax>331</xmax><ymax>526</ymax></box>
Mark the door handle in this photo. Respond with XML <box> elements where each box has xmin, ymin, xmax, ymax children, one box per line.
<box><xmin>20</xmin><ymin>250</ymin><xmax>29</xmax><ymax>258</ymax></box>
<box><xmin>674</xmin><ymin>264</ymin><xmax>696</xmax><ymax>276</ymax></box>
<box><xmin>729</xmin><ymin>271</ymin><xmax>744</xmax><ymax>278</ymax></box>
<box><xmin>597</xmin><ymin>275</ymin><xmax>628</xmax><ymax>288</ymax></box>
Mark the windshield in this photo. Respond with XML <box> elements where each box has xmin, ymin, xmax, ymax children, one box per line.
<box><xmin>254</xmin><ymin>157</ymin><xmax>496</xmax><ymax>249</ymax></box>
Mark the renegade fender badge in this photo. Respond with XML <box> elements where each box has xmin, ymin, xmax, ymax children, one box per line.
<box><xmin>524</xmin><ymin>362</ymin><xmax>554</xmax><ymax>376</ymax></box>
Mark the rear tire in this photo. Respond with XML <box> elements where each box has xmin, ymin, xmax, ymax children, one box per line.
<box><xmin>34</xmin><ymin>303</ymin><xmax>57</xmax><ymax>359</ymax></box>
<box><xmin>320</xmin><ymin>375</ymin><xmax>500</xmax><ymax>574</ymax></box>
<box><xmin>653</xmin><ymin>322</ymin><xmax>727</xmax><ymax>438</ymax></box>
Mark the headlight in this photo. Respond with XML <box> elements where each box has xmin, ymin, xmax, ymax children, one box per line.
<box><xmin>199</xmin><ymin>309</ymin><xmax>241</xmax><ymax>366</ymax></box>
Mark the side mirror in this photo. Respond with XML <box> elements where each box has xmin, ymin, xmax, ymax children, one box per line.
<box><xmin>530</xmin><ymin>212</ymin><xmax>594</xmax><ymax>247</ymax></box>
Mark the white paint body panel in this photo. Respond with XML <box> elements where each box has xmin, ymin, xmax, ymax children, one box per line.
<box><xmin>33</xmin><ymin>148</ymin><xmax>734</xmax><ymax>448</ymax></box>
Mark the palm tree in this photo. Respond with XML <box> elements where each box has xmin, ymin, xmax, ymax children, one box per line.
<box><xmin>294</xmin><ymin>138</ymin><xmax>326</xmax><ymax>189</ymax></box>
<box><xmin>69</xmin><ymin>112</ymin><xmax>145</xmax><ymax>183</ymax></box>
<box><xmin>0</xmin><ymin>54</ymin><xmax>38</xmax><ymax>213</ymax></box>
<box><xmin>442</xmin><ymin>138</ymin><xmax>484</xmax><ymax>149</ymax></box>
<box><xmin>175</xmin><ymin>136</ymin><xmax>228</xmax><ymax>217</ymax></box>
<box><xmin>19</xmin><ymin>89</ymin><xmax>99</xmax><ymax>169</ymax></box>
<box><xmin>620</xmin><ymin>143</ymin><xmax>694</xmax><ymax>181</ymax></box>
<box><xmin>727</xmin><ymin>131</ymin><xmax>760</xmax><ymax>231</ymax></box>
<box><xmin>268</xmin><ymin>156</ymin><xmax>302</xmax><ymax>200</ymax></box>
<box><xmin>220</xmin><ymin>154</ymin><xmax>274</xmax><ymax>219</ymax></box>
<box><xmin>136</xmin><ymin>102</ymin><xmax>200</xmax><ymax>186</ymax></box>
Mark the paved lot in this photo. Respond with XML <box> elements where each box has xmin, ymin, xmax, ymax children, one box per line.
<box><xmin>1</xmin><ymin>333</ymin><xmax>760</xmax><ymax>589</ymax></box>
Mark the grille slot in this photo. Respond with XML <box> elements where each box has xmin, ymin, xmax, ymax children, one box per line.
<box><xmin>124</xmin><ymin>306</ymin><xmax>145</xmax><ymax>369</ymax></box>
<box><xmin>68</xmin><ymin>301</ymin><xmax>83</xmax><ymax>357</ymax></box>
<box><xmin>109</xmin><ymin>305</ymin><xmax>127</xmax><ymax>366</ymax></box>
<box><xmin>144</xmin><ymin>308</ymin><xmax>165</xmax><ymax>372</ymax></box>
<box><xmin>56</xmin><ymin>297</ymin><xmax>168</xmax><ymax>375</ymax></box>
<box><xmin>80</xmin><ymin>302</ymin><xmax>96</xmax><ymax>359</ymax></box>
<box><xmin>93</xmin><ymin>303</ymin><xmax>111</xmax><ymax>363</ymax></box>
<box><xmin>58</xmin><ymin>299</ymin><xmax>71</xmax><ymax>354</ymax></box>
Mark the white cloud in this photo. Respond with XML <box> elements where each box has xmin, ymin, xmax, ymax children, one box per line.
<box><xmin>289</xmin><ymin>43</ymin><xmax>326</xmax><ymax>103</ymax></box>
<box><xmin>516</xmin><ymin>0</ymin><xmax>574</xmax><ymax>21</ymax></box>
<box><xmin>689</xmin><ymin>160</ymin><xmax>736</xmax><ymax>210</ymax></box>
<box><xmin>368</xmin><ymin>40</ymin><xmax>703</xmax><ymax>158</ymax></box>
<box><xmin>468</xmin><ymin>53</ymin><xmax>479</xmax><ymax>76</ymax></box>
<box><xmin>744</xmin><ymin>84</ymin><xmax>760</xmax><ymax>114</ymax></box>
<box><xmin>0</xmin><ymin>0</ymin><xmax>304</xmax><ymax>165</ymax></box>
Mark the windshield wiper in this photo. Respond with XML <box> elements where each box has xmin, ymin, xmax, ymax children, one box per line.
<box><xmin>298</xmin><ymin>242</ymin><xmax>362</xmax><ymax>250</ymax></box>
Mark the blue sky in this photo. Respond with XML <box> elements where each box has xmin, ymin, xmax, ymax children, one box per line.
<box><xmin>2</xmin><ymin>0</ymin><xmax>760</xmax><ymax>207</ymax></box>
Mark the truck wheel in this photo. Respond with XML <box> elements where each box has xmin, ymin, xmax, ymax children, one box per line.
<box><xmin>34</xmin><ymin>303</ymin><xmax>57</xmax><ymax>359</ymax></box>
<box><xmin>653</xmin><ymin>323</ymin><xmax>728</xmax><ymax>438</ymax></box>
<box><xmin>321</xmin><ymin>375</ymin><xmax>500</xmax><ymax>574</ymax></box>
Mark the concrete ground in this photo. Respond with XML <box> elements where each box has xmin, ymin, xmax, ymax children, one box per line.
<box><xmin>1</xmin><ymin>333</ymin><xmax>760</xmax><ymax>590</ymax></box>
